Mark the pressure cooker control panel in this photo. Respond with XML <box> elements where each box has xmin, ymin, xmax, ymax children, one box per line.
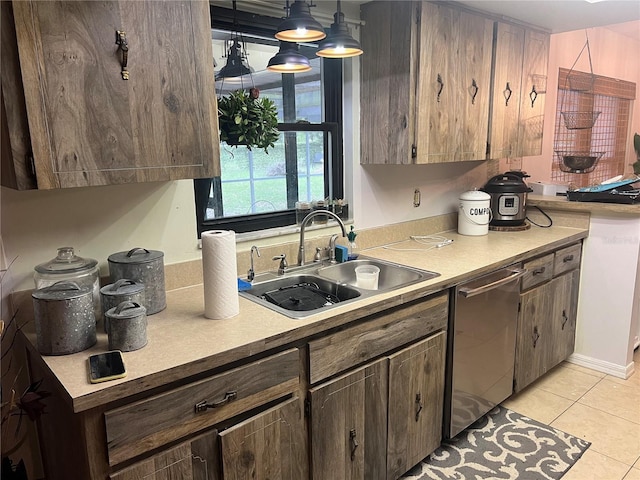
<box><xmin>497</xmin><ymin>194</ymin><xmax>520</xmax><ymax>216</ymax></box>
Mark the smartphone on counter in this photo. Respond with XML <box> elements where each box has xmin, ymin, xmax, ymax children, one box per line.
<box><xmin>88</xmin><ymin>350</ymin><xmax>126</xmax><ymax>384</ymax></box>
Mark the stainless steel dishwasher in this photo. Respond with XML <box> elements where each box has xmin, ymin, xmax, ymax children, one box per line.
<box><xmin>444</xmin><ymin>265</ymin><xmax>526</xmax><ymax>438</ymax></box>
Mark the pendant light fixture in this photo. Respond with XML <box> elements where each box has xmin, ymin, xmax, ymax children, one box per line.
<box><xmin>215</xmin><ymin>39</ymin><xmax>253</xmax><ymax>80</ymax></box>
<box><xmin>275</xmin><ymin>0</ymin><xmax>326</xmax><ymax>42</ymax></box>
<box><xmin>267</xmin><ymin>41</ymin><xmax>312</xmax><ymax>73</ymax></box>
<box><xmin>215</xmin><ymin>0</ymin><xmax>253</xmax><ymax>81</ymax></box>
<box><xmin>317</xmin><ymin>1</ymin><xmax>363</xmax><ymax>58</ymax></box>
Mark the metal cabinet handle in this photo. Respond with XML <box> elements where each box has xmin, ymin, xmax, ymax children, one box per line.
<box><xmin>532</xmin><ymin>267</ymin><xmax>546</xmax><ymax>276</ymax></box>
<box><xmin>529</xmin><ymin>85</ymin><xmax>538</xmax><ymax>108</ymax></box>
<box><xmin>415</xmin><ymin>393</ymin><xmax>423</xmax><ymax>421</ymax></box>
<box><xmin>115</xmin><ymin>30</ymin><xmax>130</xmax><ymax>80</ymax></box>
<box><xmin>349</xmin><ymin>429</ymin><xmax>359</xmax><ymax>460</ymax></box>
<box><xmin>532</xmin><ymin>326</ymin><xmax>540</xmax><ymax>348</ymax></box>
<box><xmin>437</xmin><ymin>74</ymin><xmax>444</xmax><ymax>102</ymax></box>
<box><xmin>563</xmin><ymin>255</ymin><xmax>574</xmax><ymax>263</ymax></box>
<box><xmin>470</xmin><ymin>79</ymin><xmax>478</xmax><ymax>105</ymax></box>
<box><xmin>561</xmin><ymin>310</ymin><xmax>568</xmax><ymax>330</ymax></box>
<box><xmin>503</xmin><ymin>82</ymin><xmax>512</xmax><ymax>106</ymax></box>
<box><xmin>195</xmin><ymin>391</ymin><xmax>237</xmax><ymax>412</ymax></box>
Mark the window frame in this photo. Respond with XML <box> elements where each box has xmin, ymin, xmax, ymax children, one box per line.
<box><xmin>194</xmin><ymin>5</ymin><xmax>344</xmax><ymax>238</ymax></box>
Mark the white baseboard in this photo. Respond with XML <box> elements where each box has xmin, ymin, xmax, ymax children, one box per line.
<box><xmin>567</xmin><ymin>353</ymin><xmax>635</xmax><ymax>379</ymax></box>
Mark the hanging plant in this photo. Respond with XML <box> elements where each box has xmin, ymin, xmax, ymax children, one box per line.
<box><xmin>217</xmin><ymin>88</ymin><xmax>280</xmax><ymax>154</ymax></box>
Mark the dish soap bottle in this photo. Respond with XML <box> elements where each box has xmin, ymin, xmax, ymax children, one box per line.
<box><xmin>347</xmin><ymin>226</ymin><xmax>359</xmax><ymax>260</ymax></box>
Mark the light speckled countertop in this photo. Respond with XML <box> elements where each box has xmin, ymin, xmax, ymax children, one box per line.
<box><xmin>22</xmin><ymin>225</ymin><xmax>588</xmax><ymax>413</ymax></box>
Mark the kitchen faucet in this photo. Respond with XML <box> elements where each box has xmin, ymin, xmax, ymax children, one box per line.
<box><xmin>298</xmin><ymin>210</ymin><xmax>347</xmax><ymax>266</ymax></box>
<box><xmin>247</xmin><ymin>245</ymin><xmax>260</xmax><ymax>282</ymax></box>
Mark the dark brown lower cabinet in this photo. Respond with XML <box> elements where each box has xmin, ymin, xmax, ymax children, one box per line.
<box><xmin>515</xmin><ymin>268</ymin><xmax>580</xmax><ymax>392</ymax></box>
<box><xmin>110</xmin><ymin>430</ymin><xmax>221</xmax><ymax>480</ymax></box>
<box><xmin>309</xmin><ymin>332</ymin><xmax>446</xmax><ymax>480</ymax></box>
<box><xmin>219</xmin><ymin>397</ymin><xmax>308</xmax><ymax>480</ymax></box>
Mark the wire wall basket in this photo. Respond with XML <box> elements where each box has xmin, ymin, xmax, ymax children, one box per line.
<box><xmin>555</xmin><ymin>150</ymin><xmax>605</xmax><ymax>174</ymax></box>
<box><xmin>560</xmin><ymin>110</ymin><xmax>601</xmax><ymax>130</ymax></box>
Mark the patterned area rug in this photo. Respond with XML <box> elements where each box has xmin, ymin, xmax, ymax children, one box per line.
<box><xmin>402</xmin><ymin>406</ymin><xmax>590</xmax><ymax>480</ymax></box>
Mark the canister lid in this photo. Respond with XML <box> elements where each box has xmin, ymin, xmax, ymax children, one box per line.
<box><xmin>105</xmin><ymin>301</ymin><xmax>147</xmax><ymax>319</ymax></box>
<box><xmin>100</xmin><ymin>279</ymin><xmax>144</xmax><ymax>296</ymax></box>
<box><xmin>32</xmin><ymin>280</ymin><xmax>91</xmax><ymax>301</ymax></box>
<box><xmin>108</xmin><ymin>247</ymin><xmax>164</xmax><ymax>265</ymax></box>
<box><xmin>459</xmin><ymin>190</ymin><xmax>491</xmax><ymax>201</ymax></box>
<box><xmin>34</xmin><ymin>247</ymin><xmax>97</xmax><ymax>274</ymax></box>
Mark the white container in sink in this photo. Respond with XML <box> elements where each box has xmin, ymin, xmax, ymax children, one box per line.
<box><xmin>458</xmin><ymin>190</ymin><xmax>491</xmax><ymax>236</ymax></box>
<box><xmin>355</xmin><ymin>265</ymin><xmax>380</xmax><ymax>290</ymax></box>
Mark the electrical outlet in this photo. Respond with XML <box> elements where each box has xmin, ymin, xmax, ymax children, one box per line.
<box><xmin>413</xmin><ymin>188</ymin><xmax>421</xmax><ymax>207</ymax></box>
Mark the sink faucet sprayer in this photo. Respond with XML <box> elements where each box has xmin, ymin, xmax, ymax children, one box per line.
<box><xmin>298</xmin><ymin>210</ymin><xmax>347</xmax><ymax>266</ymax></box>
<box><xmin>247</xmin><ymin>245</ymin><xmax>260</xmax><ymax>282</ymax></box>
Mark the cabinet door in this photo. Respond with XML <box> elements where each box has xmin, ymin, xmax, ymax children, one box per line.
<box><xmin>360</xmin><ymin>1</ymin><xmax>416</xmax><ymax>165</ymax></box>
<box><xmin>455</xmin><ymin>9</ymin><xmax>493</xmax><ymax>161</ymax></box>
<box><xmin>309</xmin><ymin>361</ymin><xmax>388</xmax><ymax>480</ymax></box>
<box><xmin>415</xmin><ymin>4</ymin><xmax>492</xmax><ymax>164</ymax></box>
<box><xmin>219</xmin><ymin>397</ymin><xmax>308</xmax><ymax>480</ymax></box>
<box><xmin>415</xmin><ymin>2</ymin><xmax>457</xmax><ymax>164</ymax></box>
<box><xmin>110</xmin><ymin>430</ymin><xmax>221</xmax><ymax>480</ymax></box>
<box><xmin>489</xmin><ymin>22</ymin><xmax>525</xmax><ymax>159</ymax></box>
<box><xmin>514</xmin><ymin>282</ymin><xmax>553</xmax><ymax>392</ymax></box>
<box><xmin>548</xmin><ymin>270</ymin><xmax>580</xmax><ymax>368</ymax></box>
<box><xmin>516</xmin><ymin>29</ymin><xmax>549</xmax><ymax>157</ymax></box>
<box><xmin>11</xmin><ymin>1</ymin><xmax>219</xmax><ymax>189</ymax></box>
<box><xmin>387</xmin><ymin>332</ymin><xmax>446</xmax><ymax>480</ymax></box>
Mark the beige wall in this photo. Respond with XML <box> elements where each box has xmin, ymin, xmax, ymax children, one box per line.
<box><xmin>2</xmin><ymin>21</ymin><xmax>639</xmax><ymax>293</ymax></box>
<box><xmin>522</xmin><ymin>21</ymin><xmax>640</xmax><ymax>182</ymax></box>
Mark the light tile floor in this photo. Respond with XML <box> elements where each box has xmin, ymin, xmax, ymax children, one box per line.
<box><xmin>502</xmin><ymin>348</ymin><xmax>640</xmax><ymax>480</ymax></box>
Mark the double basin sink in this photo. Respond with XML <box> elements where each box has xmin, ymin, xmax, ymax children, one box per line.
<box><xmin>239</xmin><ymin>257</ymin><xmax>440</xmax><ymax>319</ymax></box>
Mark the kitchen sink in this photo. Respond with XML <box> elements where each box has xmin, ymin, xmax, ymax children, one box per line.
<box><xmin>316</xmin><ymin>258</ymin><xmax>438</xmax><ymax>290</ymax></box>
<box><xmin>239</xmin><ymin>257</ymin><xmax>439</xmax><ymax>319</ymax></box>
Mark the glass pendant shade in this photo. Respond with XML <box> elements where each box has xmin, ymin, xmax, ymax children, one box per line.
<box><xmin>267</xmin><ymin>41</ymin><xmax>312</xmax><ymax>72</ymax></box>
<box><xmin>275</xmin><ymin>0</ymin><xmax>326</xmax><ymax>42</ymax></box>
<box><xmin>215</xmin><ymin>40</ymin><xmax>252</xmax><ymax>80</ymax></box>
<box><xmin>317</xmin><ymin>10</ymin><xmax>362</xmax><ymax>58</ymax></box>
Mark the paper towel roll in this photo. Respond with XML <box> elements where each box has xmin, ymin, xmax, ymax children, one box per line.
<box><xmin>202</xmin><ymin>230</ymin><xmax>239</xmax><ymax>319</ymax></box>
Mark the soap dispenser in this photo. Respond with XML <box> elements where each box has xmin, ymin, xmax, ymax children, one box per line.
<box><xmin>347</xmin><ymin>226</ymin><xmax>359</xmax><ymax>260</ymax></box>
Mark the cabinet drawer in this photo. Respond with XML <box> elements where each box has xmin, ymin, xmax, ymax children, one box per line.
<box><xmin>105</xmin><ymin>348</ymin><xmax>299</xmax><ymax>466</ymax></box>
<box><xmin>521</xmin><ymin>253</ymin><xmax>554</xmax><ymax>290</ymax></box>
<box><xmin>308</xmin><ymin>291</ymin><xmax>448</xmax><ymax>384</ymax></box>
<box><xmin>554</xmin><ymin>243</ymin><xmax>582</xmax><ymax>276</ymax></box>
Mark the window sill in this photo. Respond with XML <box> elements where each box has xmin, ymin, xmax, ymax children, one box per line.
<box><xmin>197</xmin><ymin>218</ymin><xmax>352</xmax><ymax>249</ymax></box>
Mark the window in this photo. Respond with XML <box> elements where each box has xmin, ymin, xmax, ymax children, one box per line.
<box><xmin>552</xmin><ymin>68</ymin><xmax>635</xmax><ymax>187</ymax></box>
<box><xmin>194</xmin><ymin>6</ymin><xmax>344</xmax><ymax>236</ymax></box>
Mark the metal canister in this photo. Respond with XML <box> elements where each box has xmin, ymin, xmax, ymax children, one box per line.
<box><xmin>100</xmin><ymin>279</ymin><xmax>145</xmax><ymax>333</ymax></box>
<box><xmin>106</xmin><ymin>301</ymin><xmax>148</xmax><ymax>352</ymax></box>
<box><xmin>108</xmin><ymin>248</ymin><xmax>166</xmax><ymax>315</ymax></box>
<box><xmin>32</xmin><ymin>281</ymin><xmax>97</xmax><ymax>355</ymax></box>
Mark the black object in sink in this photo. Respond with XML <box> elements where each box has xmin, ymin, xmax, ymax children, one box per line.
<box><xmin>262</xmin><ymin>282</ymin><xmax>342</xmax><ymax>311</ymax></box>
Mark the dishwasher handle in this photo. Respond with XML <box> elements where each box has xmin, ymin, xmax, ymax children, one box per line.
<box><xmin>458</xmin><ymin>268</ymin><xmax>526</xmax><ymax>298</ymax></box>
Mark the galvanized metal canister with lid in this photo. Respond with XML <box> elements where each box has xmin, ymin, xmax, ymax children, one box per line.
<box><xmin>108</xmin><ymin>248</ymin><xmax>166</xmax><ymax>315</ymax></box>
<box><xmin>100</xmin><ymin>279</ymin><xmax>145</xmax><ymax>332</ymax></box>
<box><xmin>34</xmin><ymin>247</ymin><xmax>102</xmax><ymax>323</ymax></box>
<box><xmin>105</xmin><ymin>301</ymin><xmax>148</xmax><ymax>352</ymax></box>
<box><xmin>32</xmin><ymin>281</ymin><xmax>97</xmax><ymax>355</ymax></box>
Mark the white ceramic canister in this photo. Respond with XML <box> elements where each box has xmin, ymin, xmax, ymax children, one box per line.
<box><xmin>458</xmin><ymin>190</ymin><xmax>492</xmax><ymax>236</ymax></box>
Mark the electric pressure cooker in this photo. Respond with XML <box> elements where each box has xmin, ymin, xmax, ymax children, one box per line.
<box><xmin>481</xmin><ymin>172</ymin><xmax>532</xmax><ymax>226</ymax></box>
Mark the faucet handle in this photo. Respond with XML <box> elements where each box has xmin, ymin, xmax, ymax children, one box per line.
<box><xmin>272</xmin><ymin>254</ymin><xmax>288</xmax><ymax>275</ymax></box>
